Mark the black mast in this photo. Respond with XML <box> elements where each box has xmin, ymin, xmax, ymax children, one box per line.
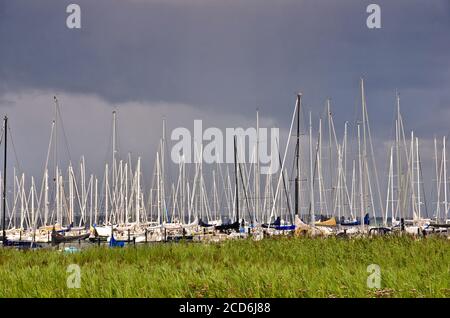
<box><xmin>295</xmin><ymin>94</ymin><xmax>301</xmax><ymax>216</ymax></box>
<box><xmin>2</xmin><ymin>116</ymin><xmax>7</xmax><ymax>244</ymax></box>
<box><xmin>277</xmin><ymin>143</ymin><xmax>292</xmax><ymax>223</ymax></box>
<box><xmin>238</xmin><ymin>161</ymin><xmax>253</xmax><ymax>225</ymax></box>
<box><xmin>234</xmin><ymin>136</ymin><xmax>239</xmax><ymax>223</ymax></box>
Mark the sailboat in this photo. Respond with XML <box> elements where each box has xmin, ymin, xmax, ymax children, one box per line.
<box><xmin>51</xmin><ymin>225</ymin><xmax>89</xmax><ymax>245</ymax></box>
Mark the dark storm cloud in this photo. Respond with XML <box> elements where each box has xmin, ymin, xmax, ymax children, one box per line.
<box><xmin>0</xmin><ymin>0</ymin><xmax>449</xmax><ymax>137</ymax></box>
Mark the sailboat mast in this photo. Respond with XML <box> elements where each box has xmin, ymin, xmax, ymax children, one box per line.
<box><xmin>256</xmin><ymin>110</ymin><xmax>260</xmax><ymax>223</ymax></box>
<box><xmin>309</xmin><ymin>111</ymin><xmax>315</xmax><ymax>224</ymax></box>
<box><xmin>89</xmin><ymin>174</ymin><xmax>93</xmax><ymax>226</ymax></box>
<box><xmin>136</xmin><ymin>157</ymin><xmax>141</xmax><ymax>225</ymax></box>
<box><xmin>156</xmin><ymin>151</ymin><xmax>161</xmax><ymax>224</ymax></box>
<box><xmin>112</xmin><ymin>111</ymin><xmax>117</xmax><ymax>172</ymax></box>
<box><xmin>295</xmin><ymin>93</ymin><xmax>301</xmax><ymax>216</ymax></box>
<box><xmin>318</xmin><ymin>119</ymin><xmax>324</xmax><ymax>215</ymax></box>
<box><xmin>410</xmin><ymin>132</ymin><xmax>415</xmax><ymax>220</ymax></box>
<box><xmin>357</xmin><ymin>124</ymin><xmax>364</xmax><ymax>232</ymax></box>
<box><xmin>443</xmin><ymin>136</ymin><xmax>448</xmax><ymax>221</ymax></box>
<box><xmin>396</xmin><ymin>93</ymin><xmax>402</xmax><ymax>224</ymax></box>
<box><xmin>327</xmin><ymin>99</ymin><xmax>333</xmax><ymax>212</ymax></box>
<box><xmin>44</xmin><ymin>168</ymin><xmax>49</xmax><ymax>226</ymax></box>
<box><xmin>434</xmin><ymin>136</ymin><xmax>440</xmax><ymax>220</ymax></box>
<box><xmin>112</xmin><ymin>111</ymin><xmax>117</xmax><ymax>223</ymax></box>
<box><xmin>234</xmin><ymin>136</ymin><xmax>239</xmax><ymax>223</ymax></box>
<box><xmin>94</xmin><ymin>177</ymin><xmax>98</xmax><ymax>225</ymax></box>
<box><xmin>385</xmin><ymin>147</ymin><xmax>393</xmax><ymax>226</ymax></box>
<box><xmin>105</xmin><ymin>163</ymin><xmax>109</xmax><ymax>224</ymax></box>
<box><xmin>2</xmin><ymin>116</ymin><xmax>7</xmax><ymax>243</ymax></box>
<box><xmin>161</xmin><ymin>118</ymin><xmax>166</xmax><ymax>218</ymax></box>
<box><xmin>416</xmin><ymin>137</ymin><xmax>421</xmax><ymax>220</ymax></box>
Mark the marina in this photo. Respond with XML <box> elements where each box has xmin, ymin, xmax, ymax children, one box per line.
<box><xmin>1</xmin><ymin>79</ymin><xmax>449</xmax><ymax>250</ymax></box>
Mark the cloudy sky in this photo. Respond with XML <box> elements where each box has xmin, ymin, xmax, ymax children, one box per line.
<box><xmin>0</xmin><ymin>0</ymin><xmax>449</xmax><ymax>208</ymax></box>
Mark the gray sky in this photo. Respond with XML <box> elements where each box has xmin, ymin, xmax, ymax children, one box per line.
<box><xmin>0</xmin><ymin>0</ymin><xmax>449</xmax><ymax>202</ymax></box>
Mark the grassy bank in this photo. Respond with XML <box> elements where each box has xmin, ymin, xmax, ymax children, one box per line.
<box><xmin>0</xmin><ymin>237</ymin><xmax>448</xmax><ymax>297</ymax></box>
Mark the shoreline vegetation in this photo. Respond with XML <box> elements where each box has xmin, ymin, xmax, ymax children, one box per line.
<box><xmin>0</xmin><ymin>237</ymin><xmax>448</xmax><ymax>298</ymax></box>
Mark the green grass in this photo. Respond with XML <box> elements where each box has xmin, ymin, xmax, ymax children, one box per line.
<box><xmin>0</xmin><ymin>236</ymin><xmax>449</xmax><ymax>297</ymax></box>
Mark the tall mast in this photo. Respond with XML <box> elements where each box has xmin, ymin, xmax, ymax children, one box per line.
<box><xmin>182</xmin><ymin>155</ymin><xmax>185</xmax><ymax>222</ymax></box>
<box><xmin>212</xmin><ymin>170</ymin><xmax>217</xmax><ymax>221</ymax></box>
<box><xmin>118</xmin><ymin>160</ymin><xmax>123</xmax><ymax>224</ymax></box>
<box><xmin>360</xmin><ymin>79</ymin><xmax>367</xmax><ymax>215</ymax></box>
<box><xmin>361</xmin><ymin>78</ymin><xmax>384</xmax><ymax>223</ymax></box>
<box><xmin>318</xmin><ymin>119</ymin><xmax>324</xmax><ymax>215</ymax></box>
<box><xmin>443</xmin><ymin>137</ymin><xmax>448</xmax><ymax>221</ymax></box>
<box><xmin>69</xmin><ymin>165</ymin><xmax>74</xmax><ymax>225</ymax></box>
<box><xmin>385</xmin><ymin>147</ymin><xmax>393</xmax><ymax>226</ymax></box>
<box><xmin>255</xmin><ymin>109</ymin><xmax>260</xmax><ymax>223</ymax></box>
<box><xmin>156</xmin><ymin>152</ymin><xmax>161</xmax><ymax>224</ymax></box>
<box><xmin>295</xmin><ymin>93</ymin><xmax>301</xmax><ymax>216</ymax></box>
<box><xmin>105</xmin><ymin>163</ymin><xmax>109</xmax><ymax>224</ymax></box>
<box><xmin>53</xmin><ymin>96</ymin><xmax>59</xmax><ymax>226</ymax></box>
<box><xmin>234</xmin><ymin>135</ymin><xmax>239</xmax><ymax>223</ymax></box>
<box><xmin>94</xmin><ymin>177</ymin><xmax>98</xmax><ymax>225</ymax></box>
<box><xmin>336</xmin><ymin>145</ymin><xmax>343</xmax><ymax>221</ymax></box>
<box><xmin>390</xmin><ymin>147</ymin><xmax>394</xmax><ymax>225</ymax></box>
<box><xmin>124</xmin><ymin>162</ymin><xmax>128</xmax><ymax>224</ymax></box>
<box><xmin>44</xmin><ymin>168</ymin><xmax>49</xmax><ymax>226</ymax></box>
<box><xmin>410</xmin><ymin>132</ymin><xmax>415</xmax><ymax>220</ymax></box>
<box><xmin>161</xmin><ymin>118</ymin><xmax>166</xmax><ymax>216</ymax></box>
<box><xmin>344</xmin><ymin>121</ymin><xmax>348</xmax><ymax>181</ymax></box>
<box><xmin>360</xmin><ymin>79</ymin><xmax>367</xmax><ymax>174</ymax></box>
<box><xmin>89</xmin><ymin>174</ymin><xmax>93</xmax><ymax>227</ymax></box>
<box><xmin>434</xmin><ymin>137</ymin><xmax>440</xmax><ymax>220</ymax></box>
<box><xmin>396</xmin><ymin>93</ymin><xmax>402</xmax><ymax>223</ymax></box>
<box><xmin>416</xmin><ymin>137</ymin><xmax>421</xmax><ymax>220</ymax></box>
<box><xmin>327</xmin><ymin>99</ymin><xmax>333</xmax><ymax>212</ymax></box>
<box><xmin>309</xmin><ymin>111</ymin><xmax>315</xmax><ymax>224</ymax></box>
<box><xmin>53</xmin><ymin>96</ymin><xmax>58</xmax><ymax>191</ymax></box>
<box><xmin>351</xmin><ymin>160</ymin><xmax>356</xmax><ymax>219</ymax></box>
<box><xmin>136</xmin><ymin>157</ymin><xmax>141</xmax><ymax>225</ymax></box>
<box><xmin>112</xmin><ymin>111</ymin><xmax>117</xmax><ymax>221</ymax></box>
<box><xmin>56</xmin><ymin>168</ymin><xmax>60</xmax><ymax>225</ymax></box>
<box><xmin>2</xmin><ymin>116</ymin><xmax>7</xmax><ymax>243</ymax></box>
<box><xmin>112</xmin><ymin>111</ymin><xmax>117</xmax><ymax>167</ymax></box>
<box><xmin>31</xmin><ymin>177</ymin><xmax>35</xmax><ymax>234</ymax></box>
<box><xmin>357</xmin><ymin>124</ymin><xmax>364</xmax><ymax>232</ymax></box>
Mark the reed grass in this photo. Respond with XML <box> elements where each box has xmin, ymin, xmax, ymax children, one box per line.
<box><xmin>0</xmin><ymin>236</ymin><xmax>448</xmax><ymax>297</ymax></box>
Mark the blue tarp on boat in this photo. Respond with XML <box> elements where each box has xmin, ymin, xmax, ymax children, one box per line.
<box><xmin>275</xmin><ymin>225</ymin><xmax>296</xmax><ymax>231</ymax></box>
<box><xmin>109</xmin><ymin>235</ymin><xmax>124</xmax><ymax>247</ymax></box>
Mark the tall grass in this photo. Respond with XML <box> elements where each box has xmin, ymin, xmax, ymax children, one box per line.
<box><xmin>0</xmin><ymin>236</ymin><xmax>448</xmax><ymax>297</ymax></box>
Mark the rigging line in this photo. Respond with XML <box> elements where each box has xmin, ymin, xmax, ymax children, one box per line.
<box><xmin>55</xmin><ymin>101</ymin><xmax>73</xmax><ymax>164</ymax></box>
<box><xmin>114</xmin><ymin>109</ymin><xmax>121</xmax><ymax>157</ymax></box>
<box><xmin>276</xmin><ymin>138</ymin><xmax>292</xmax><ymax>223</ymax></box>
<box><xmin>269</xmin><ymin>96</ymin><xmax>297</xmax><ymax>222</ymax></box>
<box><xmin>8</xmin><ymin>125</ymin><xmax>23</xmax><ymax>173</ymax></box>
<box><xmin>102</xmin><ymin>112</ymin><xmax>114</xmax><ymax>167</ymax></box>
<box><xmin>418</xmin><ymin>151</ymin><xmax>429</xmax><ymax>218</ymax></box>
<box><xmin>0</xmin><ymin>127</ymin><xmax>4</xmax><ymax>146</ymax></box>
